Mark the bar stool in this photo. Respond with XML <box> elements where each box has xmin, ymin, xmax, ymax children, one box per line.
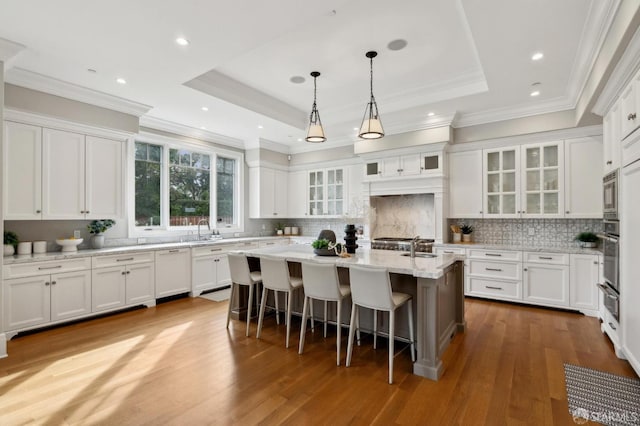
<box><xmin>227</xmin><ymin>253</ymin><xmax>263</xmax><ymax>337</ymax></box>
<box><xmin>346</xmin><ymin>265</ymin><xmax>416</xmax><ymax>384</ymax></box>
<box><xmin>299</xmin><ymin>262</ymin><xmax>351</xmax><ymax>365</ymax></box>
<box><xmin>257</xmin><ymin>255</ymin><xmax>304</xmax><ymax>348</ymax></box>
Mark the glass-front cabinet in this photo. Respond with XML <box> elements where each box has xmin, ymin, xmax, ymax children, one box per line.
<box><xmin>521</xmin><ymin>142</ymin><xmax>564</xmax><ymax>217</ymax></box>
<box><xmin>308</xmin><ymin>167</ymin><xmax>345</xmax><ymax>216</ymax></box>
<box><xmin>484</xmin><ymin>147</ymin><xmax>520</xmax><ymax>217</ymax></box>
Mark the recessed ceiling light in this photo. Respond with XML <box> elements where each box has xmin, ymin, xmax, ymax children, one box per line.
<box><xmin>201</xmin><ymin>106</ymin><xmax>209</xmax><ymax>111</ymax></box>
<box><xmin>257</xmin><ymin>125</ymin><xmax>263</xmax><ymax>129</ymax></box>
<box><xmin>116</xmin><ymin>77</ymin><xmax>127</xmax><ymax>85</ymax></box>
<box><xmin>530</xmin><ymin>90</ymin><xmax>540</xmax><ymax>97</ymax></box>
<box><xmin>200</xmin><ymin>126</ymin><xmax>207</xmax><ymax>130</ymax></box>
<box><xmin>387</xmin><ymin>39</ymin><xmax>408</xmax><ymax>51</ymax></box>
<box><xmin>176</xmin><ymin>37</ymin><xmax>190</xmax><ymax>46</ymax></box>
<box><xmin>427</xmin><ymin>112</ymin><xmax>435</xmax><ymax>117</ymax></box>
<box><xmin>531</xmin><ymin>52</ymin><xmax>544</xmax><ymax>61</ymax></box>
<box><xmin>290</xmin><ymin>76</ymin><xmax>305</xmax><ymax>84</ymax></box>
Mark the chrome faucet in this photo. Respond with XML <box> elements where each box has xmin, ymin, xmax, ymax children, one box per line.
<box><xmin>410</xmin><ymin>235</ymin><xmax>420</xmax><ymax>258</ymax></box>
<box><xmin>197</xmin><ymin>218</ymin><xmax>210</xmax><ymax>240</ymax></box>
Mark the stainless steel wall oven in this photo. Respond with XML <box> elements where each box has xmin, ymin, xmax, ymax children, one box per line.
<box><xmin>598</xmin><ymin>220</ymin><xmax>620</xmax><ymax>322</ymax></box>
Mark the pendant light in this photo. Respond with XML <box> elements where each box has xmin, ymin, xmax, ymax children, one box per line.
<box><xmin>305</xmin><ymin>71</ymin><xmax>326</xmax><ymax>143</ymax></box>
<box><xmin>359</xmin><ymin>51</ymin><xmax>384</xmax><ymax>139</ymax></box>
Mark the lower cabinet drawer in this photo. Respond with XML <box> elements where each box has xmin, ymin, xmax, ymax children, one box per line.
<box><xmin>468</xmin><ymin>277</ymin><xmax>521</xmax><ymax>300</ymax></box>
<box><xmin>468</xmin><ymin>259</ymin><xmax>521</xmax><ymax>280</ymax></box>
<box><xmin>433</xmin><ymin>247</ymin><xmax>466</xmax><ymax>255</ymax></box>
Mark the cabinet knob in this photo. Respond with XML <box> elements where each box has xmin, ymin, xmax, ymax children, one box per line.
<box><xmin>51</xmin><ymin>281</ymin><xmax>56</xmax><ymax>285</ymax></box>
<box><xmin>606</xmin><ymin>160</ymin><xmax>612</xmax><ymax>165</ymax></box>
<box><xmin>36</xmin><ymin>210</ymin><xmax>41</xmax><ymax>214</ymax></box>
<box><xmin>86</xmin><ymin>211</ymin><xmax>90</xmax><ymax>214</ymax></box>
<box><xmin>628</xmin><ymin>113</ymin><xmax>637</xmax><ymax>121</ymax></box>
<box><xmin>524</xmin><ymin>268</ymin><xmax>528</xmax><ymax>272</ymax></box>
<box><xmin>127</xmin><ymin>271</ymin><xmax>131</xmax><ymax>274</ymax></box>
<box><xmin>122</xmin><ymin>271</ymin><xmax>126</xmax><ymax>275</ymax></box>
<box><xmin>566</xmin><ymin>211</ymin><xmax>570</xmax><ymax>214</ymax></box>
<box><xmin>593</xmin><ymin>261</ymin><xmax>598</xmax><ymax>265</ymax></box>
<box><xmin>378</xmin><ymin>171</ymin><xmax>382</xmax><ymax>174</ymax></box>
<box><xmin>522</xmin><ymin>211</ymin><xmax>525</xmax><ymax>214</ymax></box>
<box><xmin>45</xmin><ymin>282</ymin><xmax>50</xmax><ymax>286</ymax></box>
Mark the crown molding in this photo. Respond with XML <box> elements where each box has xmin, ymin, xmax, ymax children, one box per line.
<box><xmin>593</xmin><ymin>22</ymin><xmax>640</xmax><ymax>115</ymax></box>
<box><xmin>567</xmin><ymin>0</ymin><xmax>620</xmax><ymax>105</ymax></box>
<box><xmin>140</xmin><ymin>115</ymin><xmax>245</xmax><ymax>150</ymax></box>
<box><xmin>243</xmin><ymin>137</ymin><xmax>291</xmax><ymax>154</ymax></box>
<box><xmin>449</xmin><ymin>124</ymin><xmax>602</xmax><ymax>153</ymax></box>
<box><xmin>5</xmin><ymin>68</ymin><xmax>153</xmax><ymax>117</ymax></box>
<box><xmin>0</xmin><ymin>37</ymin><xmax>25</xmax><ymax>67</ymax></box>
<box><xmin>453</xmin><ymin>96</ymin><xmax>575</xmax><ymax>128</ymax></box>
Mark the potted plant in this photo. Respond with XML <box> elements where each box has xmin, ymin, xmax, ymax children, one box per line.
<box><xmin>460</xmin><ymin>223</ymin><xmax>474</xmax><ymax>243</ymax></box>
<box><xmin>311</xmin><ymin>238</ymin><xmax>342</xmax><ymax>256</ymax></box>
<box><xmin>4</xmin><ymin>231</ymin><xmax>19</xmax><ymax>256</ymax></box>
<box><xmin>575</xmin><ymin>231</ymin><xmax>598</xmax><ymax>248</ymax></box>
<box><xmin>275</xmin><ymin>223</ymin><xmax>284</xmax><ymax>236</ymax></box>
<box><xmin>87</xmin><ymin>219</ymin><xmax>116</xmax><ymax>249</ymax></box>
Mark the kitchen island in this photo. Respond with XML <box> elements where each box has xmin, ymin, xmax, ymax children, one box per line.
<box><xmin>235</xmin><ymin>244</ymin><xmax>466</xmax><ymax>381</ymax></box>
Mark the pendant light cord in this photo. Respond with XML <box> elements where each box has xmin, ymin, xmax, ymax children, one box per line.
<box><xmin>369</xmin><ymin>55</ymin><xmax>374</xmax><ymax>102</ymax></box>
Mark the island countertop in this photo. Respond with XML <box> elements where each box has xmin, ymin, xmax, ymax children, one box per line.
<box><xmin>234</xmin><ymin>244</ymin><xmax>464</xmax><ymax>279</ymax></box>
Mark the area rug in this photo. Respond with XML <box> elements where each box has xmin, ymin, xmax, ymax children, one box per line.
<box><xmin>199</xmin><ymin>288</ymin><xmax>231</xmax><ymax>302</ymax></box>
<box><xmin>564</xmin><ymin>363</ymin><xmax>640</xmax><ymax>425</ymax></box>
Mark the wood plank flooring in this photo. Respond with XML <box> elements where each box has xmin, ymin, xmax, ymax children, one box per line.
<box><xmin>0</xmin><ymin>296</ymin><xmax>636</xmax><ymax>425</ymax></box>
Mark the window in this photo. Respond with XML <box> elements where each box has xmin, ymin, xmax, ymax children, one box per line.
<box><xmin>133</xmin><ymin>139</ymin><xmax>242</xmax><ymax>233</ymax></box>
<box><xmin>135</xmin><ymin>142</ymin><xmax>162</xmax><ymax>227</ymax></box>
<box><xmin>169</xmin><ymin>148</ymin><xmax>211</xmax><ymax>226</ymax></box>
<box><xmin>216</xmin><ymin>157</ymin><xmax>235</xmax><ymax>226</ymax></box>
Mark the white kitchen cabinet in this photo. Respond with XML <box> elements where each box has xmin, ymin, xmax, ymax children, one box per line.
<box><xmin>3</xmin><ymin>121</ymin><xmax>42</xmax><ymax>219</ymax></box>
<box><xmin>523</xmin><ymin>253</ymin><xmax>570</xmax><ymax>307</ymax></box>
<box><xmin>483</xmin><ymin>146</ymin><xmax>520</xmax><ymax>217</ymax></box>
<box><xmin>448</xmin><ymin>150</ymin><xmax>483</xmax><ymax>218</ymax></box>
<box><xmin>603</xmin><ymin>102</ymin><xmax>621</xmax><ymax>173</ymax></box>
<box><xmin>307</xmin><ymin>167</ymin><xmax>346</xmax><ymax>217</ymax></box>
<box><xmin>5</xmin><ymin>125</ymin><xmax>123</xmax><ymax>220</ymax></box>
<box><xmin>520</xmin><ymin>141</ymin><xmax>564</xmax><ymax>218</ymax></box>
<box><xmin>363</xmin><ymin>159</ymin><xmax>383</xmax><ymax>180</ymax></box>
<box><xmin>569</xmin><ymin>253</ymin><xmax>600</xmax><ymax>315</ymax></box>
<box><xmin>619</xmin><ymin>68</ymin><xmax>640</xmax><ymax>139</ymax></box>
<box><xmin>621</xmin><ymin>156</ymin><xmax>640</xmax><ymax>373</ymax></box>
<box><xmin>249</xmin><ymin>167</ymin><xmax>288</xmax><ymax>218</ymax></box>
<box><xmin>564</xmin><ymin>136</ymin><xmax>603</xmax><ymax>218</ymax></box>
<box><xmin>365</xmin><ymin>151</ymin><xmax>443</xmax><ymax>180</ymax></box>
<box><xmin>382</xmin><ymin>154</ymin><xmax>421</xmax><ymax>177</ymax></box>
<box><xmin>465</xmin><ymin>249</ymin><xmax>523</xmax><ymax>301</ymax></box>
<box><xmin>191</xmin><ymin>245</ymin><xmax>234</xmax><ymax>296</ymax></box>
<box><xmin>287</xmin><ymin>170</ymin><xmax>307</xmax><ymax>218</ymax></box>
<box><xmin>155</xmin><ymin>248</ymin><xmax>191</xmax><ymax>298</ymax></box>
<box><xmin>344</xmin><ymin>163</ymin><xmax>365</xmax><ymax>218</ymax></box>
<box><xmin>91</xmin><ymin>252</ymin><xmax>155</xmax><ymax>312</ymax></box>
<box><xmin>3</xmin><ymin>269</ymin><xmax>91</xmax><ymax>332</ymax></box>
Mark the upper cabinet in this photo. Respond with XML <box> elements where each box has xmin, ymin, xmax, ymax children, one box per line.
<box><xmin>449</xmin><ymin>150</ymin><xmax>483</xmax><ymax>218</ymax></box>
<box><xmin>4</xmin><ymin>122</ymin><xmax>124</xmax><ymax>220</ymax></box>
<box><xmin>603</xmin><ymin>102</ymin><xmax>621</xmax><ymax>174</ymax></box>
<box><xmin>307</xmin><ymin>167</ymin><xmax>346</xmax><ymax>217</ymax></box>
<box><xmin>619</xmin><ymin>69</ymin><xmax>640</xmax><ymax>140</ymax></box>
<box><xmin>363</xmin><ymin>150</ymin><xmax>443</xmax><ymax>181</ymax></box>
<box><xmin>483</xmin><ymin>146</ymin><xmax>521</xmax><ymax>218</ymax></box>
<box><xmin>249</xmin><ymin>167</ymin><xmax>288</xmax><ymax>218</ymax></box>
<box><xmin>520</xmin><ymin>141</ymin><xmax>564</xmax><ymax>218</ymax></box>
<box><xmin>564</xmin><ymin>136</ymin><xmax>603</xmax><ymax>218</ymax></box>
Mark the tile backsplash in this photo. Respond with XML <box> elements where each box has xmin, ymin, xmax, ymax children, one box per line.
<box><xmin>447</xmin><ymin>218</ymin><xmax>602</xmax><ymax>249</ymax></box>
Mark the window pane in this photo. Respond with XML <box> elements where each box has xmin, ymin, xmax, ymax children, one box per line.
<box><xmin>149</xmin><ymin>145</ymin><xmax>161</xmax><ymax>162</ymax></box>
<box><xmin>170</xmin><ymin>148</ymin><xmax>211</xmax><ymax>226</ymax></box>
<box><xmin>216</xmin><ymin>157</ymin><xmax>235</xmax><ymax>226</ymax></box>
<box><xmin>135</xmin><ymin>142</ymin><xmax>162</xmax><ymax>227</ymax></box>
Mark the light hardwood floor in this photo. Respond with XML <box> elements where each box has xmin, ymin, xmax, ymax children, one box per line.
<box><xmin>0</xmin><ymin>296</ymin><xmax>635</xmax><ymax>425</ymax></box>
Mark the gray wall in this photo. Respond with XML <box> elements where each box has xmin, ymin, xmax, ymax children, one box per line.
<box><xmin>5</xmin><ymin>84</ymin><xmax>139</xmax><ymax>133</ymax></box>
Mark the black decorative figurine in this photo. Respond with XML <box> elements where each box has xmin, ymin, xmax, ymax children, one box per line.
<box><xmin>344</xmin><ymin>224</ymin><xmax>358</xmax><ymax>254</ymax></box>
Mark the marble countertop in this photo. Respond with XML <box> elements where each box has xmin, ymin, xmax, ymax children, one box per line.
<box><xmin>3</xmin><ymin>236</ymin><xmax>292</xmax><ymax>265</ymax></box>
<box><xmin>234</xmin><ymin>244</ymin><xmax>462</xmax><ymax>279</ymax></box>
<box><xmin>433</xmin><ymin>242</ymin><xmax>602</xmax><ymax>255</ymax></box>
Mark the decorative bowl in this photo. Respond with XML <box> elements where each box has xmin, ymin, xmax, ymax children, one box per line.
<box><xmin>314</xmin><ymin>248</ymin><xmax>337</xmax><ymax>256</ymax></box>
<box><xmin>56</xmin><ymin>238</ymin><xmax>83</xmax><ymax>252</ymax></box>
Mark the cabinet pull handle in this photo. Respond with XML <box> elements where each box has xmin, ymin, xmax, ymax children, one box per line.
<box><xmin>606</xmin><ymin>161</ymin><xmax>612</xmax><ymax>165</ymax></box>
<box><xmin>45</xmin><ymin>282</ymin><xmax>50</xmax><ymax>286</ymax></box>
<box><xmin>39</xmin><ymin>265</ymin><xmax>63</xmax><ymax>270</ymax></box>
<box><xmin>524</xmin><ymin>268</ymin><xmax>528</xmax><ymax>271</ymax></box>
<box><xmin>486</xmin><ymin>286</ymin><xmax>503</xmax><ymax>290</ymax></box>
<box><xmin>628</xmin><ymin>113</ymin><xmax>636</xmax><ymax>120</ymax></box>
<box><xmin>538</xmin><ymin>256</ymin><xmax>553</xmax><ymax>260</ymax></box>
<box><xmin>122</xmin><ymin>271</ymin><xmax>126</xmax><ymax>275</ymax></box>
<box><xmin>608</xmin><ymin>322</ymin><xmax>617</xmax><ymax>331</ymax></box>
<box><xmin>485</xmin><ymin>267</ymin><xmax>503</xmax><ymax>272</ymax></box>
<box><xmin>127</xmin><ymin>271</ymin><xmax>131</xmax><ymax>274</ymax></box>
<box><xmin>444</xmin><ymin>251</ymin><xmax>454</xmax><ymax>253</ymax></box>
<box><xmin>265</xmin><ymin>242</ymin><xmax>275</xmax><ymax>245</ymax></box>
<box><xmin>210</xmin><ymin>248</ymin><xmax>222</xmax><ymax>252</ymax></box>
<box><xmin>36</xmin><ymin>210</ymin><xmax>42</xmax><ymax>214</ymax></box>
<box><xmin>86</xmin><ymin>211</ymin><xmax>90</xmax><ymax>214</ymax></box>
<box><xmin>51</xmin><ymin>281</ymin><xmax>57</xmax><ymax>285</ymax></box>
<box><xmin>566</xmin><ymin>211</ymin><xmax>570</xmax><ymax>214</ymax></box>
<box><xmin>116</xmin><ymin>257</ymin><xmax>134</xmax><ymax>262</ymax></box>
<box><xmin>169</xmin><ymin>249</ymin><xmax>180</xmax><ymax>253</ymax></box>
<box><xmin>485</xmin><ymin>253</ymin><xmax>502</xmax><ymax>257</ymax></box>
<box><xmin>593</xmin><ymin>261</ymin><xmax>598</xmax><ymax>265</ymax></box>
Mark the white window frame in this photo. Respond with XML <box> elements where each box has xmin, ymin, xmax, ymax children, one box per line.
<box><xmin>128</xmin><ymin>132</ymin><xmax>244</xmax><ymax>238</ymax></box>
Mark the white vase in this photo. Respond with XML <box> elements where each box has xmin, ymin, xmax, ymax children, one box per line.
<box><xmin>452</xmin><ymin>233</ymin><xmax>462</xmax><ymax>243</ymax></box>
<box><xmin>462</xmin><ymin>234</ymin><xmax>472</xmax><ymax>242</ymax></box>
<box><xmin>91</xmin><ymin>234</ymin><xmax>105</xmax><ymax>249</ymax></box>
<box><xmin>4</xmin><ymin>244</ymin><xmax>15</xmax><ymax>256</ymax></box>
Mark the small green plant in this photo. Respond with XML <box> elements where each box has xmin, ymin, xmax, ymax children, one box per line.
<box><xmin>575</xmin><ymin>232</ymin><xmax>598</xmax><ymax>243</ymax></box>
<box><xmin>311</xmin><ymin>239</ymin><xmax>343</xmax><ymax>252</ymax></box>
<box><xmin>275</xmin><ymin>222</ymin><xmax>285</xmax><ymax>231</ymax></box>
<box><xmin>460</xmin><ymin>224</ymin><xmax>474</xmax><ymax>234</ymax></box>
<box><xmin>4</xmin><ymin>231</ymin><xmax>18</xmax><ymax>248</ymax></box>
<box><xmin>87</xmin><ymin>219</ymin><xmax>116</xmax><ymax>235</ymax></box>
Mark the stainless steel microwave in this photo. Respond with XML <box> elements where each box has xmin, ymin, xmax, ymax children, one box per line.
<box><xmin>603</xmin><ymin>169</ymin><xmax>618</xmax><ymax>220</ymax></box>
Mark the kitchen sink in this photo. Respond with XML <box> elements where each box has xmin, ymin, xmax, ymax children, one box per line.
<box><xmin>400</xmin><ymin>253</ymin><xmax>438</xmax><ymax>258</ymax></box>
